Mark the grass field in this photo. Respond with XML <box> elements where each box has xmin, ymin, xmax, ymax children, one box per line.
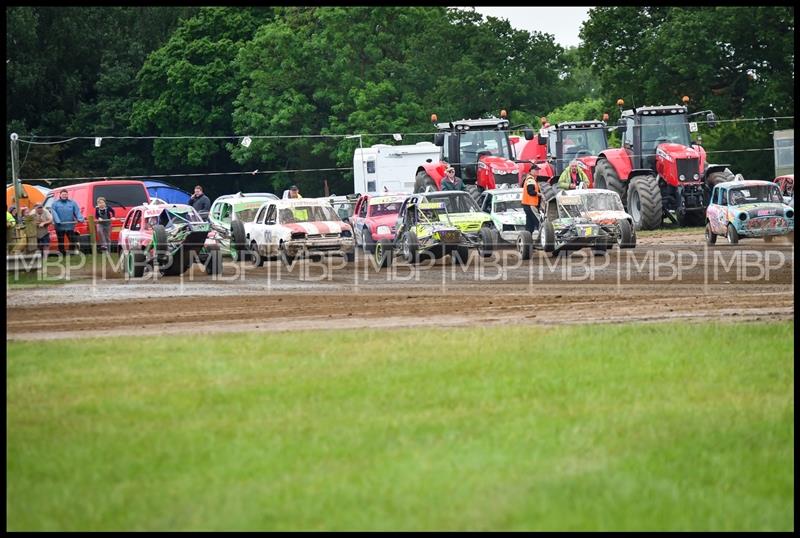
<box><xmin>6</xmin><ymin>322</ymin><xmax>794</xmax><ymax>531</ymax></box>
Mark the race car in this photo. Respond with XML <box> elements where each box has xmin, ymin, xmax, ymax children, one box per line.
<box><xmin>350</xmin><ymin>192</ymin><xmax>407</xmax><ymax>252</ymax></box>
<box><xmin>522</xmin><ymin>188</ymin><xmax>636</xmax><ymax>258</ymax></box>
<box><xmin>118</xmin><ymin>201</ymin><xmax>222</xmax><ymax>278</ymax></box>
<box><xmin>705</xmin><ymin>180</ymin><xmax>794</xmax><ymax>244</ymax></box>
<box><xmin>208</xmin><ymin>192</ymin><xmax>279</xmax><ymax>260</ymax></box>
<box><xmin>373</xmin><ymin>191</ymin><xmax>495</xmax><ymax>268</ymax></box>
<box><xmin>476</xmin><ymin>187</ymin><xmax>524</xmax><ymax>245</ymax></box>
<box><xmin>245</xmin><ymin>198</ymin><xmax>356</xmax><ymax>266</ymax></box>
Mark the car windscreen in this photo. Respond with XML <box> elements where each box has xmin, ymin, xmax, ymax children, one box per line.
<box><xmin>492</xmin><ymin>197</ymin><xmax>523</xmax><ymax>212</ymax></box>
<box><xmin>426</xmin><ymin>193</ymin><xmax>480</xmax><ymax>214</ymax></box>
<box><xmin>93</xmin><ymin>184</ymin><xmax>148</xmax><ymax>209</ymax></box>
<box><xmin>236</xmin><ymin>207</ymin><xmax>260</xmax><ymax>222</ymax></box>
<box><xmin>729</xmin><ymin>185</ymin><xmax>783</xmax><ymax>205</ymax></box>
<box><xmin>583</xmin><ymin>193</ymin><xmax>624</xmax><ymax>211</ymax></box>
<box><xmin>558</xmin><ymin>196</ymin><xmax>586</xmax><ymax>219</ymax></box>
<box><xmin>278</xmin><ymin>205</ymin><xmax>338</xmax><ymax>223</ymax></box>
<box><xmin>369</xmin><ymin>202</ymin><xmax>402</xmax><ymax>216</ymax></box>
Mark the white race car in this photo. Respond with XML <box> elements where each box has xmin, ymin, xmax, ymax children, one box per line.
<box><xmin>245</xmin><ymin>198</ymin><xmax>355</xmax><ymax>265</ymax></box>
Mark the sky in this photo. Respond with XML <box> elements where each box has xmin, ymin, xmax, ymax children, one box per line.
<box><xmin>467</xmin><ymin>6</ymin><xmax>593</xmax><ymax>49</ymax></box>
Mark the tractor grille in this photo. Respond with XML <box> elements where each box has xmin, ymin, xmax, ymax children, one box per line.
<box><xmin>676</xmin><ymin>158</ymin><xmax>699</xmax><ymax>182</ymax></box>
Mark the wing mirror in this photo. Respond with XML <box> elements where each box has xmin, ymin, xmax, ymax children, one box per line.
<box><xmin>434</xmin><ymin>133</ymin><xmax>445</xmax><ymax>146</ymax></box>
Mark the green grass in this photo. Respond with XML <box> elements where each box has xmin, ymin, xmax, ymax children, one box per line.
<box><xmin>6</xmin><ymin>252</ymin><xmax>120</xmax><ymax>287</ymax></box>
<box><xmin>6</xmin><ymin>323</ymin><xmax>794</xmax><ymax>531</ymax></box>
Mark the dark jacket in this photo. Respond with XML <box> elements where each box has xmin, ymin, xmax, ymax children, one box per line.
<box><xmin>95</xmin><ymin>206</ymin><xmax>115</xmax><ymax>225</ymax></box>
<box><xmin>189</xmin><ymin>194</ymin><xmax>211</xmax><ymax>217</ymax></box>
<box><xmin>440</xmin><ymin>176</ymin><xmax>465</xmax><ymax>191</ymax></box>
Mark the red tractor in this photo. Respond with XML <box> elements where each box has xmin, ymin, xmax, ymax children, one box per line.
<box><xmin>593</xmin><ymin>97</ymin><xmax>734</xmax><ymax>230</ymax></box>
<box><xmin>413</xmin><ymin>111</ymin><xmax>534</xmax><ymax>199</ymax></box>
<box><xmin>514</xmin><ymin>117</ymin><xmax>612</xmax><ymax>196</ymax></box>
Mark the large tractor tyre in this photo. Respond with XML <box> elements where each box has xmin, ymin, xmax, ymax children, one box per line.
<box><xmin>594</xmin><ymin>160</ymin><xmax>627</xmax><ymax>205</ymax></box>
<box><xmin>705</xmin><ymin>223</ymin><xmax>717</xmax><ymax>245</ymax></box>
<box><xmin>465</xmin><ymin>184</ymin><xmax>481</xmax><ymax>201</ymax></box>
<box><xmin>726</xmin><ymin>224</ymin><xmax>739</xmax><ymax>245</ymax></box>
<box><xmin>540</xmin><ymin>220</ymin><xmax>556</xmax><ymax>253</ymax></box>
<box><xmin>627</xmin><ymin>175</ymin><xmax>663</xmax><ymax>231</ymax></box>
<box><xmin>705</xmin><ymin>168</ymin><xmax>735</xmax><ymax>189</ymax></box>
<box><xmin>204</xmin><ymin>248</ymin><xmax>223</xmax><ymax>276</ymax></box>
<box><xmin>452</xmin><ymin>246</ymin><xmax>471</xmax><ymax>266</ymax></box>
<box><xmin>617</xmin><ymin>219</ymin><xmax>635</xmax><ymax>248</ymax></box>
<box><xmin>361</xmin><ymin>228</ymin><xmax>375</xmax><ymax>253</ymax></box>
<box><xmin>249</xmin><ymin>241</ymin><xmax>264</xmax><ymax>267</ymax></box>
<box><xmin>478</xmin><ymin>227</ymin><xmax>497</xmax><ymax>258</ymax></box>
<box><xmin>414</xmin><ymin>171</ymin><xmax>437</xmax><ymax>193</ymax></box>
<box><xmin>517</xmin><ymin>230</ymin><xmax>533</xmax><ymax>260</ymax></box>
<box><xmin>374</xmin><ymin>240</ymin><xmax>393</xmax><ymax>269</ymax></box>
<box><xmin>230</xmin><ymin>219</ymin><xmax>247</xmax><ymax>261</ymax></box>
<box><xmin>401</xmin><ymin>230</ymin><xmax>419</xmax><ymax>264</ymax></box>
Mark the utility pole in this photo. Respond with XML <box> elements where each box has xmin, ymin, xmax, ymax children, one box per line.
<box><xmin>10</xmin><ymin>133</ymin><xmax>23</xmax><ymax>209</ymax></box>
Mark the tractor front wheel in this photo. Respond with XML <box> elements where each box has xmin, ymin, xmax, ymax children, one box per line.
<box><xmin>414</xmin><ymin>171</ymin><xmax>437</xmax><ymax>193</ymax></box>
<box><xmin>627</xmin><ymin>175</ymin><xmax>663</xmax><ymax>230</ymax></box>
<box><xmin>594</xmin><ymin>159</ymin><xmax>627</xmax><ymax>205</ymax></box>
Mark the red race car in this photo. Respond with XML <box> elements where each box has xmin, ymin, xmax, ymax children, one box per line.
<box><xmin>350</xmin><ymin>193</ymin><xmax>407</xmax><ymax>252</ymax></box>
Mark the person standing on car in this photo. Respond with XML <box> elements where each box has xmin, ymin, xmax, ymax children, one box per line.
<box><xmin>51</xmin><ymin>189</ymin><xmax>85</xmax><ymax>255</ymax></box>
<box><xmin>558</xmin><ymin>160</ymin><xmax>590</xmax><ymax>190</ymax></box>
<box><xmin>522</xmin><ymin>166</ymin><xmax>542</xmax><ymax>233</ymax></box>
<box><xmin>31</xmin><ymin>203</ymin><xmax>53</xmax><ymax>255</ymax></box>
<box><xmin>94</xmin><ymin>197</ymin><xmax>115</xmax><ymax>252</ymax></box>
<box><xmin>189</xmin><ymin>185</ymin><xmax>211</xmax><ymax>219</ymax></box>
<box><xmin>440</xmin><ymin>166</ymin><xmax>465</xmax><ymax>191</ymax></box>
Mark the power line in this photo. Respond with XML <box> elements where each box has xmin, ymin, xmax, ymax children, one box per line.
<box><xmin>24</xmin><ymin>167</ymin><xmax>354</xmax><ymax>183</ymax></box>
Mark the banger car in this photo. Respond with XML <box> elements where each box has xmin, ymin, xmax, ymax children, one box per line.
<box><xmin>705</xmin><ymin>180</ymin><xmax>794</xmax><ymax>244</ymax></box>
<box><xmin>208</xmin><ymin>192</ymin><xmax>279</xmax><ymax>260</ymax></box>
<box><xmin>118</xmin><ymin>202</ymin><xmax>222</xmax><ymax>278</ymax></box>
<box><xmin>350</xmin><ymin>192</ymin><xmax>407</xmax><ymax>252</ymax></box>
<box><xmin>417</xmin><ymin>190</ymin><xmax>497</xmax><ymax>256</ymax></box>
<box><xmin>476</xmin><ymin>187</ymin><xmax>524</xmax><ymax>246</ymax></box>
<box><xmin>245</xmin><ymin>198</ymin><xmax>355</xmax><ymax>265</ymax></box>
<box><xmin>535</xmin><ymin>188</ymin><xmax>636</xmax><ymax>257</ymax></box>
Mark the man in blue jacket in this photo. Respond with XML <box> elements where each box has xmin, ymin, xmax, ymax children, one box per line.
<box><xmin>51</xmin><ymin>189</ymin><xmax>85</xmax><ymax>255</ymax></box>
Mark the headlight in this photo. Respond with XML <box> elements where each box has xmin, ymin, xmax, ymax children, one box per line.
<box><xmin>290</xmin><ymin>231</ymin><xmax>306</xmax><ymax>239</ymax></box>
<box><xmin>738</xmin><ymin>212</ymin><xmax>747</xmax><ymax>221</ymax></box>
<box><xmin>679</xmin><ymin>174</ymin><xmax>686</xmax><ymax>180</ymax></box>
<box><xmin>693</xmin><ymin>173</ymin><xmax>699</xmax><ymax>180</ymax></box>
<box><xmin>376</xmin><ymin>225</ymin><xmax>390</xmax><ymax>235</ymax></box>
<box><xmin>786</xmin><ymin>209</ymin><xmax>794</xmax><ymax>219</ymax></box>
<box><xmin>341</xmin><ymin>229</ymin><xmax>352</xmax><ymax>238</ymax></box>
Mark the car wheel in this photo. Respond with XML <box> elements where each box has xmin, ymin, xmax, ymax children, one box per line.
<box><xmin>517</xmin><ymin>231</ymin><xmax>532</xmax><ymax>260</ymax></box>
<box><xmin>617</xmin><ymin>219</ymin><xmax>635</xmax><ymax>248</ymax></box>
<box><xmin>279</xmin><ymin>241</ymin><xmax>295</xmax><ymax>267</ymax></box>
<box><xmin>452</xmin><ymin>246</ymin><xmax>470</xmax><ymax>266</ymax></box>
<box><xmin>230</xmin><ymin>219</ymin><xmax>247</xmax><ymax>261</ymax></box>
<box><xmin>726</xmin><ymin>223</ymin><xmax>739</xmax><ymax>245</ymax></box>
<box><xmin>540</xmin><ymin>220</ymin><xmax>555</xmax><ymax>253</ymax></box>
<box><xmin>402</xmin><ymin>230</ymin><xmax>419</xmax><ymax>264</ymax></box>
<box><xmin>479</xmin><ymin>227</ymin><xmax>496</xmax><ymax>258</ymax></box>
<box><xmin>361</xmin><ymin>228</ymin><xmax>374</xmax><ymax>253</ymax></box>
<box><xmin>705</xmin><ymin>223</ymin><xmax>717</xmax><ymax>245</ymax></box>
<box><xmin>250</xmin><ymin>241</ymin><xmax>264</xmax><ymax>267</ymax></box>
<box><xmin>204</xmin><ymin>248</ymin><xmax>223</xmax><ymax>276</ymax></box>
<box><xmin>374</xmin><ymin>240</ymin><xmax>393</xmax><ymax>269</ymax></box>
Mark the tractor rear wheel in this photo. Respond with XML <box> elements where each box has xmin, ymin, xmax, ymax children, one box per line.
<box><xmin>594</xmin><ymin>159</ymin><xmax>627</xmax><ymax>206</ymax></box>
<box><xmin>465</xmin><ymin>184</ymin><xmax>480</xmax><ymax>200</ymax></box>
<box><xmin>706</xmin><ymin>168</ymin><xmax>735</xmax><ymax>189</ymax></box>
<box><xmin>415</xmin><ymin>171</ymin><xmax>437</xmax><ymax>193</ymax></box>
<box><xmin>627</xmin><ymin>175</ymin><xmax>663</xmax><ymax>230</ymax></box>
<box><xmin>539</xmin><ymin>182</ymin><xmax>556</xmax><ymax>203</ymax></box>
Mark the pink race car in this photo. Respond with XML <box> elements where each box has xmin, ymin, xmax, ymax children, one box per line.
<box><xmin>350</xmin><ymin>193</ymin><xmax>407</xmax><ymax>252</ymax></box>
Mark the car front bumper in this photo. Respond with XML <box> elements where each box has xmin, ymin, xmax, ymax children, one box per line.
<box><xmin>285</xmin><ymin>237</ymin><xmax>355</xmax><ymax>256</ymax></box>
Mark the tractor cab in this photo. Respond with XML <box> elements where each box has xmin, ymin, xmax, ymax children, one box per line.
<box><xmin>545</xmin><ymin>120</ymin><xmax>609</xmax><ymax>178</ymax></box>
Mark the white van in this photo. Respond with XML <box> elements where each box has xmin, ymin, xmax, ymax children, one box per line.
<box><xmin>353</xmin><ymin>142</ymin><xmax>440</xmax><ymax>194</ymax></box>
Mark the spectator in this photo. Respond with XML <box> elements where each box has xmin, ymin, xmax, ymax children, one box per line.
<box><xmin>288</xmin><ymin>185</ymin><xmax>302</xmax><ymax>199</ymax></box>
<box><xmin>31</xmin><ymin>203</ymin><xmax>53</xmax><ymax>255</ymax></box>
<box><xmin>558</xmin><ymin>160</ymin><xmax>590</xmax><ymax>190</ymax></box>
<box><xmin>51</xmin><ymin>189</ymin><xmax>85</xmax><ymax>255</ymax></box>
<box><xmin>440</xmin><ymin>166</ymin><xmax>465</xmax><ymax>191</ymax></box>
<box><xmin>189</xmin><ymin>185</ymin><xmax>211</xmax><ymax>219</ymax></box>
<box><xmin>94</xmin><ymin>197</ymin><xmax>115</xmax><ymax>252</ymax></box>
<box><xmin>6</xmin><ymin>208</ymin><xmax>15</xmax><ymax>253</ymax></box>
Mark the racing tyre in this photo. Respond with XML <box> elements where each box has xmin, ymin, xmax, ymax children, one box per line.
<box><xmin>401</xmin><ymin>230</ymin><xmax>419</xmax><ymax>264</ymax></box>
<box><xmin>540</xmin><ymin>220</ymin><xmax>555</xmax><ymax>253</ymax></box>
<box><xmin>374</xmin><ymin>240</ymin><xmax>393</xmax><ymax>269</ymax></box>
<box><xmin>361</xmin><ymin>228</ymin><xmax>374</xmax><ymax>253</ymax></box>
<box><xmin>160</xmin><ymin>251</ymin><xmax>192</xmax><ymax>276</ymax></box>
<box><xmin>617</xmin><ymin>219</ymin><xmax>635</xmax><ymax>248</ymax></box>
<box><xmin>279</xmin><ymin>242</ymin><xmax>296</xmax><ymax>267</ymax></box>
<box><xmin>705</xmin><ymin>168</ymin><xmax>735</xmax><ymax>189</ymax></box>
<box><xmin>344</xmin><ymin>250</ymin><xmax>355</xmax><ymax>262</ymax></box>
<box><xmin>627</xmin><ymin>175</ymin><xmax>663</xmax><ymax>230</ymax></box>
<box><xmin>705</xmin><ymin>223</ymin><xmax>717</xmax><ymax>245</ymax></box>
<box><xmin>452</xmin><ymin>246</ymin><xmax>470</xmax><ymax>266</ymax></box>
<box><xmin>204</xmin><ymin>248</ymin><xmax>223</xmax><ymax>276</ymax></box>
<box><xmin>250</xmin><ymin>241</ymin><xmax>264</xmax><ymax>267</ymax></box>
<box><xmin>414</xmin><ymin>171</ymin><xmax>437</xmax><ymax>193</ymax></box>
<box><xmin>517</xmin><ymin>231</ymin><xmax>532</xmax><ymax>260</ymax></box>
<box><xmin>726</xmin><ymin>223</ymin><xmax>739</xmax><ymax>245</ymax></box>
<box><xmin>151</xmin><ymin>224</ymin><xmax>168</xmax><ymax>256</ymax></box>
<box><xmin>594</xmin><ymin>159</ymin><xmax>627</xmax><ymax>205</ymax></box>
<box><xmin>592</xmin><ymin>245</ymin><xmax>607</xmax><ymax>256</ymax></box>
<box><xmin>230</xmin><ymin>219</ymin><xmax>247</xmax><ymax>261</ymax></box>
<box><xmin>479</xmin><ymin>227</ymin><xmax>497</xmax><ymax>257</ymax></box>
<box><xmin>124</xmin><ymin>250</ymin><xmax>146</xmax><ymax>279</ymax></box>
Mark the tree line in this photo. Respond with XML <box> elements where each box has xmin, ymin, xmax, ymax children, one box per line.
<box><xmin>5</xmin><ymin>6</ymin><xmax>794</xmax><ymax>199</ymax></box>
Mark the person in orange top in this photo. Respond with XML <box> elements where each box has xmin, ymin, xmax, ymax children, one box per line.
<box><xmin>521</xmin><ymin>164</ymin><xmax>542</xmax><ymax>233</ymax></box>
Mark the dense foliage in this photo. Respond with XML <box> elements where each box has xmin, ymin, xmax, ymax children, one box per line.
<box><xmin>6</xmin><ymin>6</ymin><xmax>794</xmax><ymax>198</ymax></box>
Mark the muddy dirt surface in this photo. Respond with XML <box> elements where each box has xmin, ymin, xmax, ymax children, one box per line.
<box><xmin>7</xmin><ymin>231</ymin><xmax>794</xmax><ymax>340</ymax></box>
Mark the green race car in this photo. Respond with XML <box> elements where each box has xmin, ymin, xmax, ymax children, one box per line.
<box><xmin>374</xmin><ymin>191</ymin><xmax>496</xmax><ymax>267</ymax></box>
<box><xmin>208</xmin><ymin>192</ymin><xmax>279</xmax><ymax>260</ymax></box>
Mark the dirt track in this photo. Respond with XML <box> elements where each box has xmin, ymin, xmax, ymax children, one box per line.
<box><xmin>6</xmin><ymin>231</ymin><xmax>794</xmax><ymax>340</ymax></box>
